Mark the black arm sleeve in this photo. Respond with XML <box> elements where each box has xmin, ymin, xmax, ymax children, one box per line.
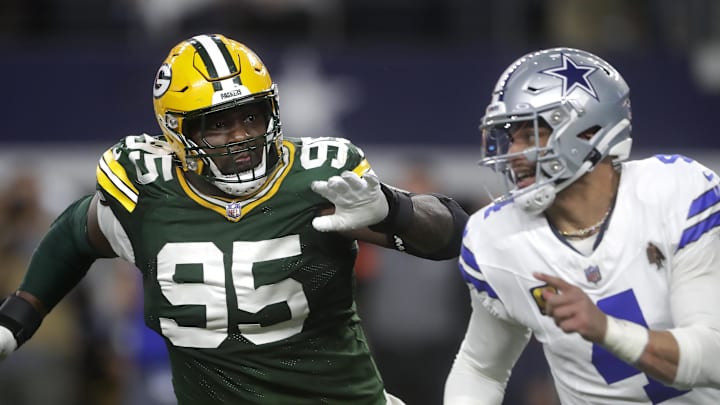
<box><xmin>370</xmin><ymin>184</ymin><xmax>469</xmax><ymax>261</ymax></box>
<box><xmin>401</xmin><ymin>193</ymin><xmax>468</xmax><ymax>260</ymax></box>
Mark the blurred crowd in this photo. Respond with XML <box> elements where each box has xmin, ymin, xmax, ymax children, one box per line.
<box><xmin>0</xmin><ymin>0</ymin><xmax>719</xmax><ymax>53</ymax></box>
<box><xmin>0</xmin><ymin>172</ymin><xmax>175</xmax><ymax>405</ymax></box>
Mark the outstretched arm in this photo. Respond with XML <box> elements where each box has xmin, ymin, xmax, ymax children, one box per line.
<box><xmin>311</xmin><ymin>171</ymin><xmax>468</xmax><ymax>260</ymax></box>
<box><xmin>0</xmin><ymin>192</ymin><xmax>116</xmax><ymax>357</ymax></box>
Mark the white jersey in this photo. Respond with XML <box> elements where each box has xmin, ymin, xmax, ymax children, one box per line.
<box><xmin>459</xmin><ymin>155</ymin><xmax>720</xmax><ymax>404</ymax></box>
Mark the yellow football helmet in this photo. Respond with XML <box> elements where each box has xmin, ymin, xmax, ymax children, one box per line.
<box><xmin>152</xmin><ymin>33</ymin><xmax>282</xmax><ymax>196</ymax></box>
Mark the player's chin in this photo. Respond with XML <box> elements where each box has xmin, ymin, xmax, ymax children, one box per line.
<box><xmin>217</xmin><ymin>160</ymin><xmax>259</xmax><ymax>174</ymax></box>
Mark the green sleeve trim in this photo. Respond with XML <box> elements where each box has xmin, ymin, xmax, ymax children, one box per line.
<box><xmin>19</xmin><ymin>194</ymin><xmax>99</xmax><ymax>311</ymax></box>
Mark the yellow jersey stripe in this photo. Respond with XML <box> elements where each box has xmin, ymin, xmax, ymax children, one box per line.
<box><xmin>352</xmin><ymin>158</ymin><xmax>372</xmax><ymax>177</ymax></box>
<box><xmin>98</xmin><ymin>155</ymin><xmax>139</xmax><ymax>202</ymax></box>
<box><xmin>102</xmin><ymin>149</ymin><xmax>139</xmax><ymax>195</ymax></box>
<box><xmin>96</xmin><ymin>166</ymin><xmax>137</xmax><ymax>212</ymax></box>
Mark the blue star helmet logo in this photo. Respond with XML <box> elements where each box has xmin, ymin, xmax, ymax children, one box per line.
<box><xmin>541</xmin><ymin>53</ymin><xmax>599</xmax><ymax>100</ymax></box>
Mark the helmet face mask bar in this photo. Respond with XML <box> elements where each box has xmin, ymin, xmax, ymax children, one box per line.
<box><xmin>478</xmin><ymin>48</ymin><xmax>633</xmax><ymax>213</ymax></box>
<box><xmin>481</xmin><ymin>110</ymin><xmax>553</xmax><ymax>183</ymax></box>
<box><xmin>153</xmin><ymin>34</ymin><xmax>284</xmax><ymax>197</ymax></box>
<box><xmin>180</xmin><ymin>95</ymin><xmax>282</xmax><ymax>189</ymax></box>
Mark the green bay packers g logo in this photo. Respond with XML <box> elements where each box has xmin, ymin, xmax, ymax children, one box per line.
<box><xmin>153</xmin><ymin>63</ymin><xmax>172</xmax><ymax>98</ymax></box>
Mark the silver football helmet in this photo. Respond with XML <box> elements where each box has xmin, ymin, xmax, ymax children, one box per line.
<box><xmin>479</xmin><ymin>48</ymin><xmax>632</xmax><ymax>213</ymax></box>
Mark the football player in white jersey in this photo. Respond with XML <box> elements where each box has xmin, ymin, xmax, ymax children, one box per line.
<box><xmin>444</xmin><ymin>48</ymin><xmax>720</xmax><ymax>404</ymax></box>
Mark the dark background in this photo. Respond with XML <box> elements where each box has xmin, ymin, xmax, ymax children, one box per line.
<box><xmin>1</xmin><ymin>0</ymin><xmax>719</xmax><ymax>149</ymax></box>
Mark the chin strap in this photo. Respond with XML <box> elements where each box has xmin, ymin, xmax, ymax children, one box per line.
<box><xmin>516</xmin><ymin>184</ymin><xmax>556</xmax><ymax>214</ymax></box>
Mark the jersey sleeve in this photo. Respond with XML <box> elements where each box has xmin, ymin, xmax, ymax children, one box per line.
<box><xmin>95</xmin><ymin>134</ymin><xmax>174</xmax><ymax>216</ymax></box>
<box><xmin>666</xmin><ymin>156</ymin><xmax>720</xmax><ymax>253</ymax></box>
<box><xmin>444</xmin><ymin>288</ymin><xmax>531</xmax><ymax>404</ymax></box>
<box><xmin>457</xmin><ymin>209</ymin><xmax>531</xmax><ymax>325</ymax></box>
<box><xmin>297</xmin><ymin>136</ymin><xmax>372</xmax><ymax>178</ymax></box>
<box><xmin>95</xmin><ymin>137</ymin><xmax>142</xmax><ymax>214</ymax></box>
<box><xmin>94</xmin><ymin>134</ymin><xmax>174</xmax><ymax>261</ymax></box>
<box><xmin>668</xmin><ymin>230</ymin><xmax>720</xmax><ymax>387</ymax></box>
<box><xmin>653</xmin><ymin>155</ymin><xmax>720</xmax><ymax>387</ymax></box>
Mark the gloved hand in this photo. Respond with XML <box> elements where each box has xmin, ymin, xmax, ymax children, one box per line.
<box><xmin>0</xmin><ymin>326</ymin><xmax>17</xmax><ymax>360</ymax></box>
<box><xmin>311</xmin><ymin>171</ymin><xmax>389</xmax><ymax>232</ymax></box>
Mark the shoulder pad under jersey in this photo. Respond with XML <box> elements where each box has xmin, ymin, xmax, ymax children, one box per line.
<box><xmin>291</xmin><ymin>136</ymin><xmax>371</xmax><ymax>177</ymax></box>
<box><xmin>96</xmin><ymin>134</ymin><xmax>174</xmax><ymax>213</ymax></box>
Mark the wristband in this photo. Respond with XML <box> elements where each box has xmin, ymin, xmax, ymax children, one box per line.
<box><xmin>368</xmin><ymin>184</ymin><xmax>414</xmax><ymax>234</ymax></box>
<box><xmin>0</xmin><ymin>294</ymin><xmax>44</xmax><ymax>347</ymax></box>
<box><xmin>602</xmin><ymin>315</ymin><xmax>649</xmax><ymax>364</ymax></box>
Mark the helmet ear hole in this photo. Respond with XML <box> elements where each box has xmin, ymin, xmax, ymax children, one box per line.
<box><xmin>578</xmin><ymin>125</ymin><xmax>601</xmax><ymax>140</ymax></box>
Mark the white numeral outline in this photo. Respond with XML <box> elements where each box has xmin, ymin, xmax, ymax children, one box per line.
<box><xmin>300</xmin><ymin>137</ymin><xmax>349</xmax><ymax>169</ymax></box>
<box><xmin>156</xmin><ymin>236</ymin><xmax>307</xmax><ymax>348</ymax></box>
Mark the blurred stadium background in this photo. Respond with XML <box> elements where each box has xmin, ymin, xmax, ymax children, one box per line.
<box><xmin>0</xmin><ymin>1</ymin><xmax>719</xmax><ymax>404</ymax></box>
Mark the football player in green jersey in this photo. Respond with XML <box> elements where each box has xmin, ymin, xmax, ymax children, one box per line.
<box><xmin>0</xmin><ymin>34</ymin><xmax>468</xmax><ymax>404</ymax></box>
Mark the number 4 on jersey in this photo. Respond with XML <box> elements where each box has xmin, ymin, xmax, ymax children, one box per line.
<box><xmin>592</xmin><ymin>289</ymin><xmax>689</xmax><ymax>404</ymax></box>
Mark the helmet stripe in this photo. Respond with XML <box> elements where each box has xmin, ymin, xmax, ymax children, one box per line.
<box><xmin>211</xmin><ymin>35</ymin><xmax>243</xmax><ymax>88</ymax></box>
<box><xmin>190</xmin><ymin>35</ymin><xmax>242</xmax><ymax>91</ymax></box>
<box><xmin>188</xmin><ymin>36</ymin><xmax>221</xmax><ymax>91</ymax></box>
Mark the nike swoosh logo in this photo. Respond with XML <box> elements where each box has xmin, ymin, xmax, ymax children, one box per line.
<box><xmin>704</xmin><ymin>171</ymin><xmax>714</xmax><ymax>181</ymax></box>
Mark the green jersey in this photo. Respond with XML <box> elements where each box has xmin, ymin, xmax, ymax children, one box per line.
<box><xmin>95</xmin><ymin>134</ymin><xmax>385</xmax><ymax>404</ymax></box>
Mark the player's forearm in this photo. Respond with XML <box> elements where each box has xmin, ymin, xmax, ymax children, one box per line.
<box><xmin>605</xmin><ymin>320</ymin><xmax>720</xmax><ymax>388</ymax></box>
<box><xmin>386</xmin><ymin>193</ymin><xmax>468</xmax><ymax>260</ymax></box>
<box><xmin>601</xmin><ymin>315</ymin><xmax>679</xmax><ymax>384</ymax></box>
<box><xmin>669</xmin><ymin>326</ymin><xmax>720</xmax><ymax>388</ymax></box>
<box><xmin>400</xmin><ymin>194</ymin><xmax>456</xmax><ymax>250</ymax></box>
<box><xmin>635</xmin><ymin>330</ymin><xmax>680</xmax><ymax>384</ymax></box>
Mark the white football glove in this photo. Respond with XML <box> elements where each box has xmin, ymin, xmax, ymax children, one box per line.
<box><xmin>0</xmin><ymin>326</ymin><xmax>17</xmax><ymax>360</ymax></box>
<box><xmin>311</xmin><ymin>171</ymin><xmax>389</xmax><ymax>232</ymax></box>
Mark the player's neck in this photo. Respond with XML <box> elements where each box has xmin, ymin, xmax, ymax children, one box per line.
<box><xmin>545</xmin><ymin>163</ymin><xmax>620</xmax><ymax>238</ymax></box>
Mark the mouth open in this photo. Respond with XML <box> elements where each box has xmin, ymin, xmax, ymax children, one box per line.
<box><xmin>514</xmin><ymin>170</ymin><xmax>536</xmax><ymax>189</ymax></box>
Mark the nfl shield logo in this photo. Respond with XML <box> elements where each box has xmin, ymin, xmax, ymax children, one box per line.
<box><xmin>584</xmin><ymin>265</ymin><xmax>602</xmax><ymax>284</ymax></box>
<box><xmin>226</xmin><ymin>202</ymin><xmax>242</xmax><ymax>219</ymax></box>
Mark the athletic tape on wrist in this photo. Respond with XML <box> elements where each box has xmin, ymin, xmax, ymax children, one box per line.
<box><xmin>602</xmin><ymin>315</ymin><xmax>649</xmax><ymax>364</ymax></box>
